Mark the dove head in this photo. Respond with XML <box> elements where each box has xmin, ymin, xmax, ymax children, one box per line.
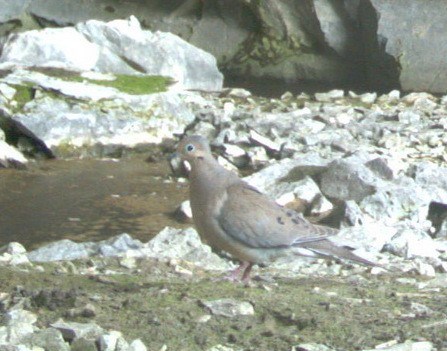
<box><xmin>177</xmin><ymin>135</ymin><xmax>212</xmax><ymax>162</ymax></box>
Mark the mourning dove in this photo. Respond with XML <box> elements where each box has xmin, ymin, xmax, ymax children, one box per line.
<box><xmin>176</xmin><ymin>135</ymin><xmax>380</xmax><ymax>282</ymax></box>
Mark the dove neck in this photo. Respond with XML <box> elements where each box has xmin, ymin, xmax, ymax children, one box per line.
<box><xmin>189</xmin><ymin>155</ymin><xmax>236</xmax><ymax>193</ymax></box>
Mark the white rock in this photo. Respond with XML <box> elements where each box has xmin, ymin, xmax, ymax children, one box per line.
<box><xmin>310</xmin><ymin>195</ymin><xmax>334</xmax><ymax>216</ymax></box>
<box><xmin>1</xmin><ymin>17</ymin><xmax>223</xmax><ymax>91</ymax></box>
<box><xmin>315</xmin><ymin>89</ymin><xmax>344</xmax><ymax>102</ymax></box>
<box><xmin>249</xmin><ymin>130</ymin><xmax>281</xmax><ymax>152</ymax></box>
<box><xmin>128</xmin><ymin>339</ymin><xmax>147</xmax><ymax>351</ymax></box>
<box><xmin>384</xmin><ymin>229</ymin><xmax>439</xmax><ymax>259</ymax></box>
<box><xmin>0</xmin><ymin>139</ymin><xmax>28</xmax><ymax>168</ymax></box>
<box><xmin>139</xmin><ymin>227</ymin><xmax>233</xmax><ymax>271</ymax></box>
<box><xmin>201</xmin><ymin>299</ymin><xmax>254</xmax><ymax>318</ymax></box>
<box><xmin>361</xmin><ymin>340</ymin><xmax>434</xmax><ymax>351</ymax></box>
<box><xmin>97</xmin><ymin>331</ymin><xmax>123</xmax><ymax>351</ymax></box>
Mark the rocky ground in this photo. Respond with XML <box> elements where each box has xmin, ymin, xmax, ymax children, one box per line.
<box><xmin>0</xmin><ymin>232</ymin><xmax>446</xmax><ymax>351</ymax></box>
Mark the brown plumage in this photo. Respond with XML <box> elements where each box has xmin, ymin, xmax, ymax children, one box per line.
<box><xmin>176</xmin><ymin>135</ymin><xmax>379</xmax><ymax>282</ymax></box>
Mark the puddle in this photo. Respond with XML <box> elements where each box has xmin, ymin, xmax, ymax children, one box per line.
<box><xmin>0</xmin><ymin>157</ymin><xmax>189</xmax><ymax>250</ymax></box>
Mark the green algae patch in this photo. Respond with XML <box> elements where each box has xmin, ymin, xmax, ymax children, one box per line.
<box><xmin>30</xmin><ymin>67</ymin><xmax>174</xmax><ymax>95</ymax></box>
<box><xmin>11</xmin><ymin>84</ymin><xmax>35</xmax><ymax>112</ymax></box>
<box><xmin>89</xmin><ymin>74</ymin><xmax>173</xmax><ymax>95</ymax></box>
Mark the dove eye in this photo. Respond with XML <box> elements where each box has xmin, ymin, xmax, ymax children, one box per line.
<box><xmin>185</xmin><ymin>144</ymin><xmax>195</xmax><ymax>152</ymax></box>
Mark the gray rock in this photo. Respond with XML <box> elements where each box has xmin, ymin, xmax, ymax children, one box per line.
<box><xmin>97</xmin><ymin>331</ymin><xmax>124</xmax><ymax>351</ymax></box>
<box><xmin>315</xmin><ymin>90</ymin><xmax>344</xmax><ymax>102</ymax></box>
<box><xmin>0</xmin><ymin>0</ymin><xmax>28</xmax><ymax>23</ymax></box>
<box><xmin>8</xmin><ymin>78</ymin><xmax>195</xmax><ymax>150</ymax></box>
<box><xmin>127</xmin><ymin>339</ymin><xmax>147</xmax><ymax>351</ymax></box>
<box><xmin>244</xmin><ymin>153</ymin><xmax>330</xmax><ymax>194</ymax></box>
<box><xmin>27</xmin><ymin>240</ymin><xmax>95</xmax><ymax>262</ymax></box>
<box><xmin>0</xmin><ymin>129</ymin><xmax>28</xmax><ymax>168</ymax></box>
<box><xmin>50</xmin><ymin>320</ymin><xmax>104</xmax><ymax>342</ymax></box>
<box><xmin>294</xmin><ymin>343</ymin><xmax>335</xmax><ymax>351</ymax></box>
<box><xmin>360</xmin><ymin>0</ymin><xmax>447</xmax><ymax>93</ymax></box>
<box><xmin>22</xmin><ymin>328</ymin><xmax>69</xmax><ymax>351</ymax></box>
<box><xmin>97</xmin><ymin>233</ymin><xmax>143</xmax><ymax>257</ymax></box>
<box><xmin>383</xmin><ymin>228</ymin><xmax>439</xmax><ymax>259</ymax></box>
<box><xmin>361</xmin><ymin>340</ymin><xmax>434</xmax><ymax>351</ymax></box>
<box><xmin>141</xmin><ymin>227</ymin><xmax>233</xmax><ymax>271</ymax></box>
<box><xmin>1</xmin><ymin>17</ymin><xmax>223</xmax><ymax>91</ymax></box>
<box><xmin>320</xmin><ymin>158</ymin><xmax>380</xmax><ymax>202</ymax></box>
<box><xmin>201</xmin><ymin>299</ymin><xmax>254</xmax><ymax>318</ymax></box>
<box><xmin>0</xmin><ymin>309</ymin><xmax>37</xmax><ymax>346</ymax></box>
<box><xmin>70</xmin><ymin>338</ymin><xmax>98</xmax><ymax>351</ymax></box>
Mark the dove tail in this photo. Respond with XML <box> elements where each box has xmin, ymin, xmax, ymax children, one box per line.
<box><xmin>300</xmin><ymin>239</ymin><xmax>380</xmax><ymax>267</ymax></box>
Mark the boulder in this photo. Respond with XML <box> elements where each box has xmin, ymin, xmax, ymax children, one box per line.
<box><xmin>0</xmin><ymin>17</ymin><xmax>223</xmax><ymax>91</ymax></box>
<box><xmin>360</xmin><ymin>0</ymin><xmax>447</xmax><ymax>93</ymax></box>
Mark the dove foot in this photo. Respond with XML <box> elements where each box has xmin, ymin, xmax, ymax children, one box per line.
<box><xmin>213</xmin><ymin>262</ymin><xmax>254</xmax><ymax>283</ymax></box>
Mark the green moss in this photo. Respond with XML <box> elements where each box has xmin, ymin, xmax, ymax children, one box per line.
<box><xmin>90</xmin><ymin>74</ymin><xmax>173</xmax><ymax>95</ymax></box>
<box><xmin>10</xmin><ymin>84</ymin><xmax>35</xmax><ymax>112</ymax></box>
<box><xmin>30</xmin><ymin>67</ymin><xmax>174</xmax><ymax>95</ymax></box>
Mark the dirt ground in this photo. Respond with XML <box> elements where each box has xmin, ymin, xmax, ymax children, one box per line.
<box><xmin>0</xmin><ymin>259</ymin><xmax>446</xmax><ymax>351</ymax></box>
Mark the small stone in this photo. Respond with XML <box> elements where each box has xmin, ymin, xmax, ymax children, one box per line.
<box><xmin>71</xmin><ymin>337</ymin><xmax>98</xmax><ymax>351</ymax></box>
<box><xmin>249</xmin><ymin>129</ymin><xmax>281</xmax><ymax>152</ymax></box>
<box><xmin>315</xmin><ymin>90</ymin><xmax>344</xmax><ymax>102</ymax></box>
<box><xmin>174</xmin><ymin>200</ymin><xmax>193</xmax><ymax>222</ymax></box>
<box><xmin>415</xmin><ymin>261</ymin><xmax>436</xmax><ymax>277</ymax></box>
<box><xmin>128</xmin><ymin>339</ymin><xmax>147</xmax><ymax>351</ymax></box>
<box><xmin>227</xmin><ymin>88</ymin><xmax>251</xmax><ymax>98</ymax></box>
<box><xmin>50</xmin><ymin>320</ymin><xmax>104</xmax><ymax>342</ymax></box>
<box><xmin>119</xmin><ymin>256</ymin><xmax>137</xmax><ymax>269</ymax></box>
<box><xmin>97</xmin><ymin>330</ymin><xmax>122</xmax><ymax>351</ymax></box>
<box><xmin>359</xmin><ymin>92</ymin><xmax>377</xmax><ymax>104</ymax></box>
<box><xmin>201</xmin><ymin>299</ymin><xmax>254</xmax><ymax>318</ymax></box>
<box><xmin>195</xmin><ymin>314</ymin><xmax>212</xmax><ymax>323</ymax></box>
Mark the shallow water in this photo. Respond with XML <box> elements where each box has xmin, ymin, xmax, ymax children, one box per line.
<box><xmin>0</xmin><ymin>157</ymin><xmax>189</xmax><ymax>250</ymax></box>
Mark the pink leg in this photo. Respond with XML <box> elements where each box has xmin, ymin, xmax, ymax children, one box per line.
<box><xmin>218</xmin><ymin>261</ymin><xmax>253</xmax><ymax>283</ymax></box>
<box><xmin>241</xmin><ymin>263</ymin><xmax>254</xmax><ymax>284</ymax></box>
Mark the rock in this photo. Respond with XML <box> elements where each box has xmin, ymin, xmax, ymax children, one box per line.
<box><xmin>414</xmin><ymin>261</ymin><xmax>436</xmax><ymax>278</ymax></box>
<box><xmin>140</xmin><ymin>227</ymin><xmax>233</xmax><ymax>271</ymax></box>
<box><xmin>244</xmin><ymin>153</ymin><xmax>329</xmax><ymax>194</ymax></box>
<box><xmin>22</xmin><ymin>328</ymin><xmax>69</xmax><ymax>351</ymax></box>
<box><xmin>249</xmin><ymin>130</ymin><xmax>281</xmax><ymax>152</ymax></box>
<box><xmin>320</xmin><ymin>157</ymin><xmax>380</xmax><ymax>202</ymax></box>
<box><xmin>174</xmin><ymin>200</ymin><xmax>193</xmax><ymax>222</ymax></box>
<box><xmin>127</xmin><ymin>339</ymin><xmax>147</xmax><ymax>351</ymax></box>
<box><xmin>97</xmin><ymin>331</ymin><xmax>123</xmax><ymax>351</ymax></box>
<box><xmin>27</xmin><ymin>240</ymin><xmax>95</xmax><ymax>262</ymax></box>
<box><xmin>0</xmin><ymin>309</ymin><xmax>37</xmax><ymax>345</ymax></box>
<box><xmin>207</xmin><ymin>345</ymin><xmax>241</xmax><ymax>351</ymax></box>
<box><xmin>50</xmin><ymin>320</ymin><xmax>104</xmax><ymax>342</ymax></box>
<box><xmin>201</xmin><ymin>299</ymin><xmax>254</xmax><ymax>318</ymax></box>
<box><xmin>329</xmin><ymin>224</ymin><xmax>396</xmax><ymax>253</ymax></box>
<box><xmin>0</xmin><ymin>129</ymin><xmax>28</xmax><ymax>169</ymax></box>
<box><xmin>0</xmin><ymin>243</ymin><xmax>29</xmax><ymax>266</ymax></box>
<box><xmin>1</xmin><ymin>17</ymin><xmax>223</xmax><ymax>91</ymax></box>
<box><xmin>97</xmin><ymin>233</ymin><xmax>143</xmax><ymax>257</ymax></box>
<box><xmin>222</xmin><ymin>143</ymin><xmax>247</xmax><ymax>167</ymax></box>
<box><xmin>360</xmin><ymin>0</ymin><xmax>447</xmax><ymax>93</ymax></box>
<box><xmin>409</xmin><ymin>302</ymin><xmax>435</xmax><ymax>317</ymax></box>
<box><xmin>361</xmin><ymin>340</ymin><xmax>434</xmax><ymax>351</ymax></box>
<box><xmin>315</xmin><ymin>90</ymin><xmax>344</xmax><ymax>102</ymax></box>
<box><xmin>383</xmin><ymin>228</ymin><xmax>439</xmax><ymax>259</ymax></box>
<box><xmin>294</xmin><ymin>343</ymin><xmax>335</xmax><ymax>351</ymax></box>
<box><xmin>70</xmin><ymin>338</ymin><xmax>98</xmax><ymax>351</ymax></box>
<box><xmin>359</xmin><ymin>181</ymin><xmax>432</xmax><ymax>225</ymax></box>
<box><xmin>8</xmin><ymin>79</ymin><xmax>196</xmax><ymax>150</ymax></box>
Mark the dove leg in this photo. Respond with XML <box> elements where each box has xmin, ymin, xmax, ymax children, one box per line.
<box><xmin>241</xmin><ymin>262</ymin><xmax>254</xmax><ymax>283</ymax></box>
<box><xmin>221</xmin><ymin>261</ymin><xmax>251</xmax><ymax>282</ymax></box>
